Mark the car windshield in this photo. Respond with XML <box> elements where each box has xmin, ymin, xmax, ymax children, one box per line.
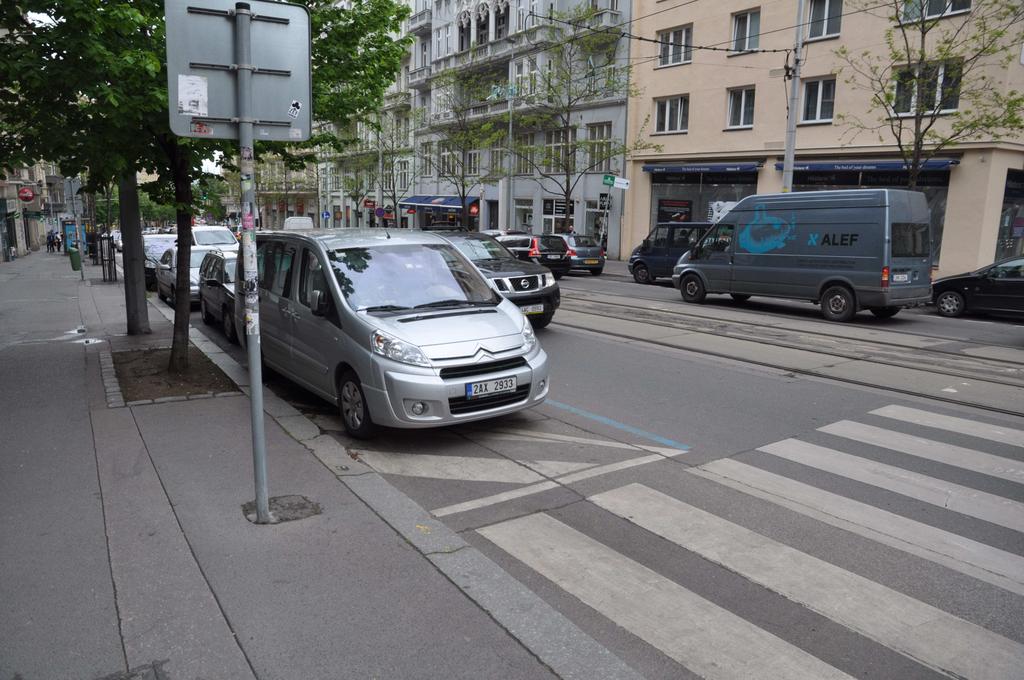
<box><xmin>194</xmin><ymin>229</ymin><xmax>236</xmax><ymax>245</ymax></box>
<box><xmin>571</xmin><ymin>235</ymin><xmax>599</xmax><ymax>247</ymax></box>
<box><xmin>451</xmin><ymin>236</ymin><xmax>513</xmax><ymax>261</ymax></box>
<box><xmin>143</xmin><ymin>237</ymin><xmax>176</xmax><ymax>260</ymax></box>
<box><xmin>327</xmin><ymin>243</ymin><xmax>498</xmax><ymax>312</ymax></box>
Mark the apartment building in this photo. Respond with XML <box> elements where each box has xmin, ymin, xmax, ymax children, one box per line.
<box><xmin>620</xmin><ymin>0</ymin><xmax>1024</xmax><ymax>275</ymax></box>
<box><xmin>321</xmin><ymin>0</ymin><xmax>632</xmax><ymax>253</ymax></box>
<box><xmin>1</xmin><ymin>163</ymin><xmax>74</xmax><ymax>260</ymax></box>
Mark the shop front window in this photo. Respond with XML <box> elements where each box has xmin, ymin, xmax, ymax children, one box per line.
<box><xmin>996</xmin><ymin>169</ymin><xmax>1024</xmax><ymax>260</ymax></box>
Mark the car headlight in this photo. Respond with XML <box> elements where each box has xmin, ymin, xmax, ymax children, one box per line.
<box><xmin>371</xmin><ymin>330</ymin><xmax>430</xmax><ymax>367</ymax></box>
<box><xmin>541</xmin><ymin>273</ymin><xmax>557</xmax><ymax>288</ymax></box>
<box><xmin>521</xmin><ymin>319</ymin><xmax>538</xmax><ymax>352</ymax></box>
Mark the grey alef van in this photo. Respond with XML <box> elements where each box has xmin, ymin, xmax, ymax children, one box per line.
<box><xmin>235</xmin><ymin>229</ymin><xmax>549</xmax><ymax>438</ymax></box>
<box><xmin>672</xmin><ymin>189</ymin><xmax>933</xmax><ymax>321</ymax></box>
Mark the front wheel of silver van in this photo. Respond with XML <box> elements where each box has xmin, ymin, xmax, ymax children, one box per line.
<box><xmin>339</xmin><ymin>371</ymin><xmax>376</xmax><ymax>439</ymax></box>
<box><xmin>680</xmin><ymin>275</ymin><xmax>706</xmax><ymax>303</ymax></box>
<box><xmin>821</xmin><ymin>285</ymin><xmax>856</xmax><ymax>322</ymax></box>
<box><xmin>935</xmin><ymin>291</ymin><xmax>965</xmax><ymax>317</ymax></box>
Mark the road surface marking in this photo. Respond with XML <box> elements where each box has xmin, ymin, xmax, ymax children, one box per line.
<box><xmin>478</xmin><ymin>513</ymin><xmax>854</xmax><ymax>680</ymax></box>
<box><xmin>591</xmin><ymin>483</ymin><xmax>1024</xmax><ymax>680</ymax></box>
<box><xmin>517</xmin><ymin>459</ymin><xmax>598</xmax><ymax>477</ymax></box>
<box><xmin>353</xmin><ymin>450</ymin><xmax>544</xmax><ymax>484</ymax></box>
<box><xmin>820</xmin><ymin>420</ymin><xmax>1024</xmax><ymax>483</ymax></box>
<box><xmin>431</xmin><ymin>450</ymin><xmax>685</xmax><ymax>517</ymax></box>
<box><xmin>759</xmin><ymin>439</ymin><xmax>1024</xmax><ymax>531</ymax></box>
<box><xmin>488</xmin><ymin>428</ymin><xmax>647</xmax><ymax>451</ymax></box>
<box><xmin>691</xmin><ymin>459</ymin><xmax>1024</xmax><ymax>596</ymax></box>
<box><xmin>432</xmin><ymin>482</ymin><xmax>560</xmax><ymax>517</ymax></box>
<box><xmin>962</xmin><ymin>346</ymin><xmax>1024</xmax><ymax>364</ymax></box>
<box><xmin>871</xmin><ymin>405</ymin><xmax>1024</xmax><ymax>447</ymax></box>
<box><xmin>545</xmin><ymin>400</ymin><xmax>691</xmax><ymax>450</ymax></box>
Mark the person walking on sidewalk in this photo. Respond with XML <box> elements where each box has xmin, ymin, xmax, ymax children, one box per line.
<box><xmin>46</xmin><ymin>232</ymin><xmax>53</xmax><ymax>253</ymax></box>
<box><xmin>55</xmin><ymin>235</ymin><xmax>62</xmax><ymax>252</ymax></box>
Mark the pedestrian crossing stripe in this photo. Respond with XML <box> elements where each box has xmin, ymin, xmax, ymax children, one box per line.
<box><xmin>819</xmin><ymin>420</ymin><xmax>1024</xmax><ymax>483</ymax></box>
<box><xmin>871</xmin><ymin>404</ymin><xmax>1024</xmax><ymax>447</ymax></box>
<box><xmin>759</xmin><ymin>438</ymin><xmax>1024</xmax><ymax>532</ymax></box>
<box><xmin>691</xmin><ymin>458</ymin><xmax>1024</xmax><ymax>596</ymax></box>
<box><xmin>587</xmin><ymin>483</ymin><xmax>1024</xmax><ymax>680</ymax></box>
<box><xmin>479</xmin><ymin>513</ymin><xmax>857</xmax><ymax>680</ymax></box>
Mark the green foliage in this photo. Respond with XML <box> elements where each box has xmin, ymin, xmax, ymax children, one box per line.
<box><xmin>835</xmin><ymin>0</ymin><xmax>1024</xmax><ymax>187</ymax></box>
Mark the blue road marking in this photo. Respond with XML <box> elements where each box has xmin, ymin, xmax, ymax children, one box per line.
<box><xmin>546</xmin><ymin>400</ymin><xmax>690</xmax><ymax>451</ymax></box>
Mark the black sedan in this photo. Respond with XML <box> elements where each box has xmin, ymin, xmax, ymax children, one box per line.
<box><xmin>933</xmin><ymin>256</ymin><xmax>1024</xmax><ymax>318</ymax></box>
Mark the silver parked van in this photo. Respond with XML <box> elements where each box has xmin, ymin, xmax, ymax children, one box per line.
<box><xmin>672</xmin><ymin>189</ymin><xmax>933</xmax><ymax>321</ymax></box>
<box><xmin>235</xmin><ymin>229</ymin><xmax>549</xmax><ymax>438</ymax></box>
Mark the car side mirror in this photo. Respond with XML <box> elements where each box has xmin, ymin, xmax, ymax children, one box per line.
<box><xmin>640</xmin><ymin>238</ymin><xmax>650</xmax><ymax>253</ymax></box>
<box><xmin>311</xmin><ymin>289</ymin><xmax>329</xmax><ymax>317</ymax></box>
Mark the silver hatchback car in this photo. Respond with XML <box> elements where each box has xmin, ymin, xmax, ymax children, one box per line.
<box><xmin>236</xmin><ymin>229</ymin><xmax>550</xmax><ymax>438</ymax></box>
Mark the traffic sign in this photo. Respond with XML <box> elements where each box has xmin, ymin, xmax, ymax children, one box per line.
<box><xmin>321</xmin><ymin>210</ymin><xmax>330</xmax><ymax>221</ymax></box>
<box><xmin>17</xmin><ymin>186</ymin><xmax>35</xmax><ymax>202</ymax></box>
<box><xmin>374</xmin><ymin>207</ymin><xmax>385</xmax><ymax>218</ymax></box>
<box><xmin>613</xmin><ymin>177</ymin><xmax>630</xmax><ymax>190</ymax></box>
<box><xmin>165</xmin><ymin>0</ymin><xmax>311</xmax><ymax>142</ymax></box>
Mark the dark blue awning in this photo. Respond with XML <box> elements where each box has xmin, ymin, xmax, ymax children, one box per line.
<box><xmin>643</xmin><ymin>163</ymin><xmax>762</xmax><ymax>173</ymax></box>
<box><xmin>773</xmin><ymin>159</ymin><xmax>960</xmax><ymax>172</ymax></box>
<box><xmin>398</xmin><ymin>195</ymin><xmax>477</xmax><ymax>208</ymax></box>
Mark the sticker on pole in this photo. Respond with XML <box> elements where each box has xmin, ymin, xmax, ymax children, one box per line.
<box><xmin>177</xmin><ymin>75</ymin><xmax>208</xmax><ymax>116</ymax></box>
<box><xmin>287</xmin><ymin>101</ymin><xmax>302</xmax><ymax>119</ymax></box>
<box><xmin>245</xmin><ymin>311</ymin><xmax>260</xmax><ymax>336</ymax></box>
<box><xmin>242</xmin><ymin>213</ymin><xmax>254</xmax><ymax>231</ymax></box>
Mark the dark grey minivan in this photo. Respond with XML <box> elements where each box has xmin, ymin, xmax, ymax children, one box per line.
<box><xmin>672</xmin><ymin>189</ymin><xmax>933</xmax><ymax>321</ymax></box>
<box><xmin>235</xmin><ymin>229</ymin><xmax>549</xmax><ymax>438</ymax></box>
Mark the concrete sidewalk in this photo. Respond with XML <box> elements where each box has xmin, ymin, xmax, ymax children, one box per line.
<box><xmin>1</xmin><ymin>252</ymin><xmax>633</xmax><ymax>680</ymax></box>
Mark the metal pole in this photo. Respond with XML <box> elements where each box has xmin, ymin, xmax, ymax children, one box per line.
<box><xmin>72</xmin><ymin>177</ymin><xmax>84</xmax><ymax>281</ymax></box>
<box><xmin>781</xmin><ymin>0</ymin><xmax>806</xmax><ymax>192</ymax></box>
<box><xmin>236</xmin><ymin>2</ymin><xmax>272</xmax><ymax>524</ymax></box>
<box><xmin>506</xmin><ymin>40</ymin><xmax>515</xmax><ymax>231</ymax></box>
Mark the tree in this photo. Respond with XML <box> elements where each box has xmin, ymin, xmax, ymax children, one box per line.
<box><xmin>427</xmin><ymin>68</ymin><xmax>507</xmax><ymax>227</ymax></box>
<box><xmin>1</xmin><ymin>0</ymin><xmax>408</xmax><ymax>372</ymax></box>
<box><xmin>506</xmin><ymin>4</ymin><xmax>654</xmax><ymax>231</ymax></box>
<box><xmin>372</xmin><ymin>109</ymin><xmax>419</xmax><ymax>227</ymax></box>
<box><xmin>836</xmin><ymin>0</ymin><xmax>1024</xmax><ymax>188</ymax></box>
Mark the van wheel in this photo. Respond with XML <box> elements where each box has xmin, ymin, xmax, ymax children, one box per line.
<box><xmin>681</xmin><ymin>275</ymin><xmax>706</xmax><ymax>303</ymax></box>
<box><xmin>935</xmin><ymin>290</ymin><xmax>965</xmax><ymax>317</ymax></box>
<box><xmin>223</xmin><ymin>305</ymin><xmax>238</xmax><ymax>343</ymax></box>
<box><xmin>338</xmin><ymin>370</ymin><xmax>376</xmax><ymax>439</ymax></box>
<box><xmin>821</xmin><ymin>285</ymin><xmax>856</xmax><ymax>322</ymax></box>
<box><xmin>632</xmin><ymin>264</ymin><xmax>653</xmax><ymax>284</ymax></box>
<box><xmin>870</xmin><ymin>306</ymin><xmax>900</xmax><ymax>319</ymax></box>
<box><xmin>730</xmin><ymin>294</ymin><xmax>751</xmax><ymax>302</ymax></box>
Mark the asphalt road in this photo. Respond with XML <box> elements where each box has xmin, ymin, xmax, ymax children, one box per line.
<box><xmin>180</xmin><ymin>266</ymin><xmax>1024</xmax><ymax>680</ymax></box>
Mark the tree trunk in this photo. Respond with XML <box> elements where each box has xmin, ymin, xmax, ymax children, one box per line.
<box><xmin>119</xmin><ymin>172</ymin><xmax>151</xmax><ymax>335</ymax></box>
<box><xmin>168</xmin><ymin>148</ymin><xmax>194</xmax><ymax>374</ymax></box>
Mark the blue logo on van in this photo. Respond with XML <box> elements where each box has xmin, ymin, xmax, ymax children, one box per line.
<box><xmin>738</xmin><ymin>205</ymin><xmax>796</xmax><ymax>254</ymax></box>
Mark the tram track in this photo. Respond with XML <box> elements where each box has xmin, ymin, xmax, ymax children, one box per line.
<box><xmin>551</xmin><ymin>289</ymin><xmax>1024</xmax><ymax>417</ymax></box>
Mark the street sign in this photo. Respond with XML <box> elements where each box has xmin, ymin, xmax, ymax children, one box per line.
<box><xmin>374</xmin><ymin>207</ymin><xmax>385</xmax><ymax>218</ymax></box>
<box><xmin>17</xmin><ymin>186</ymin><xmax>35</xmax><ymax>202</ymax></box>
<box><xmin>613</xmin><ymin>177</ymin><xmax>630</xmax><ymax>190</ymax></box>
<box><xmin>602</xmin><ymin>174</ymin><xmax>615</xmax><ymax>187</ymax></box>
<box><xmin>165</xmin><ymin>0</ymin><xmax>311</xmax><ymax>142</ymax></box>
<box><xmin>321</xmin><ymin>210</ymin><xmax>330</xmax><ymax>221</ymax></box>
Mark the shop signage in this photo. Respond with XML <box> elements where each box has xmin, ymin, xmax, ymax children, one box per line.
<box><xmin>17</xmin><ymin>186</ymin><xmax>35</xmax><ymax>202</ymax></box>
<box><xmin>363</xmin><ymin>199</ymin><xmax>376</xmax><ymax>209</ymax></box>
<box><xmin>657</xmin><ymin>199</ymin><xmax>692</xmax><ymax>223</ymax></box>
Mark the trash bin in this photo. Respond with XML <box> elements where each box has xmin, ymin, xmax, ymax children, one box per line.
<box><xmin>68</xmin><ymin>247</ymin><xmax>81</xmax><ymax>271</ymax></box>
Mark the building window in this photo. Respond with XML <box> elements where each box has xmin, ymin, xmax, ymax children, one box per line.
<box><xmin>893</xmin><ymin>60</ymin><xmax>961</xmax><ymax>115</ymax></box>
<box><xmin>466</xmin><ymin>150</ymin><xmax>480</xmax><ymax>175</ymax></box>
<box><xmin>732</xmin><ymin>10</ymin><xmax>760</xmax><ymax>52</ymax></box>
<box><xmin>544</xmin><ymin>128</ymin><xmax>575</xmax><ymax>173</ymax></box>
<box><xmin>495</xmin><ymin>7</ymin><xmax>508</xmax><ymax>39</ymax></box>
<box><xmin>808</xmin><ymin>0</ymin><xmax>842</xmax><ymax>38</ymax></box>
<box><xmin>515</xmin><ymin>132</ymin><xmax>534</xmax><ymax>174</ymax></box>
<box><xmin>397</xmin><ymin>160</ymin><xmax>410</xmax><ymax>190</ymax></box>
<box><xmin>655</xmin><ymin>96</ymin><xmax>689</xmax><ymax>133</ymax></box>
<box><xmin>440</xmin><ymin>144</ymin><xmax>456</xmax><ymax>174</ymax></box>
<box><xmin>728</xmin><ymin>87</ymin><xmax>756</xmax><ymax>127</ymax></box>
<box><xmin>658</xmin><ymin>26</ymin><xmax>692</xmax><ymax>66</ymax></box>
<box><xmin>902</xmin><ymin>0</ymin><xmax>971</xmax><ymax>22</ymax></box>
<box><xmin>514</xmin><ymin>56</ymin><xmax>538</xmax><ymax>96</ymax></box>
<box><xmin>802</xmin><ymin>78</ymin><xmax>835</xmax><ymax>122</ymax></box>
<box><xmin>421</xmin><ymin>142</ymin><xmax>434</xmax><ymax>176</ymax></box>
<box><xmin>491</xmin><ymin>146</ymin><xmax>507</xmax><ymax>174</ymax></box>
<box><xmin>587</xmin><ymin>122</ymin><xmax>613</xmax><ymax>172</ymax></box>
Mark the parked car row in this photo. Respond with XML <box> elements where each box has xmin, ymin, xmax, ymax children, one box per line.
<box><xmin>627</xmin><ymin>190</ymin><xmax>1023</xmax><ymax>322</ymax></box>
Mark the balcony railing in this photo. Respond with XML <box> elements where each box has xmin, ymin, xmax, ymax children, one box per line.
<box><xmin>408</xmin><ymin>64</ymin><xmax>432</xmax><ymax>88</ymax></box>
<box><xmin>408</xmin><ymin>8</ymin><xmax>432</xmax><ymax>34</ymax></box>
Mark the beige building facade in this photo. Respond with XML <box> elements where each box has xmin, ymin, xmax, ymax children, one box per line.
<box><xmin>620</xmin><ymin>0</ymin><xmax>1024</xmax><ymax>276</ymax></box>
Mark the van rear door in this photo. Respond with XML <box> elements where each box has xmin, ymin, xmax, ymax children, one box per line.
<box><xmin>888</xmin><ymin>221</ymin><xmax>931</xmax><ymax>300</ymax></box>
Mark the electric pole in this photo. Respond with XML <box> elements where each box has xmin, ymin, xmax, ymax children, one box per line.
<box><xmin>781</xmin><ymin>0</ymin><xmax>806</xmax><ymax>192</ymax></box>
